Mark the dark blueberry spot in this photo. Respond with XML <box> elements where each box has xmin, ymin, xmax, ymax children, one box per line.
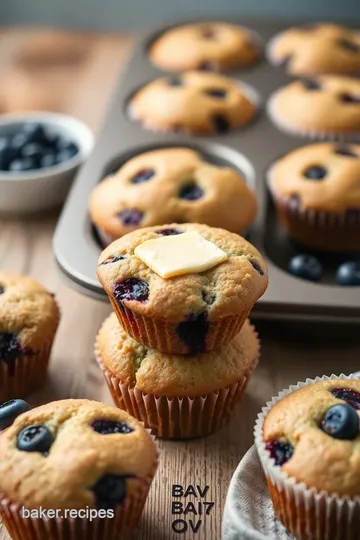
<box><xmin>334</xmin><ymin>145</ymin><xmax>358</xmax><ymax>158</ymax></box>
<box><xmin>201</xmin><ymin>28</ymin><xmax>216</xmax><ymax>39</ymax></box>
<box><xmin>40</xmin><ymin>152</ymin><xmax>57</xmax><ymax>168</ymax></box>
<box><xmin>92</xmin><ymin>474</ymin><xmax>132</xmax><ymax>509</ymax></box>
<box><xmin>0</xmin><ymin>137</ymin><xmax>9</xmax><ymax>152</ymax></box>
<box><xmin>302</xmin><ymin>78</ymin><xmax>321</xmax><ymax>90</ymax></box>
<box><xmin>338</xmin><ymin>38</ymin><xmax>360</xmax><ymax>53</ymax></box>
<box><xmin>114</xmin><ymin>278</ymin><xmax>149</xmax><ymax>304</ymax></box>
<box><xmin>22</xmin><ymin>123</ymin><xmax>47</xmax><ymax>144</ymax></box>
<box><xmin>265</xmin><ymin>440</ymin><xmax>293</xmax><ymax>466</ymax></box>
<box><xmin>178</xmin><ymin>182</ymin><xmax>204</xmax><ymax>201</ymax></box>
<box><xmin>156</xmin><ymin>228</ymin><xmax>181</xmax><ymax>236</ymax></box>
<box><xmin>288</xmin><ymin>254</ymin><xmax>323</xmax><ymax>282</ymax></box>
<box><xmin>56</xmin><ymin>139</ymin><xmax>79</xmax><ymax>156</ymax></box>
<box><xmin>8</xmin><ymin>158</ymin><xmax>37</xmax><ymax>172</ymax></box>
<box><xmin>249</xmin><ymin>259</ymin><xmax>265</xmax><ymax>276</ymax></box>
<box><xmin>118</xmin><ymin>208</ymin><xmax>144</xmax><ymax>226</ymax></box>
<box><xmin>92</xmin><ymin>420</ymin><xmax>134</xmax><ymax>435</ymax></box>
<box><xmin>336</xmin><ymin>262</ymin><xmax>360</xmax><ymax>286</ymax></box>
<box><xmin>0</xmin><ymin>333</ymin><xmax>21</xmax><ymax>375</ymax></box>
<box><xmin>168</xmin><ymin>76</ymin><xmax>183</xmax><ymax>87</ymax></box>
<box><xmin>17</xmin><ymin>425</ymin><xmax>53</xmax><ymax>453</ymax></box>
<box><xmin>204</xmin><ymin>88</ymin><xmax>228</xmax><ymax>99</ymax></box>
<box><xmin>321</xmin><ymin>404</ymin><xmax>359</xmax><ymax>440</ymax></box>
<box><xmin>0</xmin><ymin>144</ymin><xmax>17</xmax><ymax>170</ymax></box>
<box><xmin>278</xmin><ymin>55</ymin><xmax>292</xmax><ymax>69</ymax></box>
<box><xmin>199</xmin><ymin>61</ymin><xmax>215</xmax><ymax>71</ymax></box>
<box><xmin>331</xmin><ymin>388</ymin><xmax>360</xmax><ymax>410</ymax></box>
<box><xmin>131</xmin><ymin>169</ymin><xmax>155</xmax><ymax>184</ymax></box>
<box><xmin>177</xmin><ymin>312</ymin><xmax>209</xmax><ymax>354</ymax></box>
<box><xmin>212</xmin><ymin>114</ymin><xmax>230</xmax><ymax>134</ymax></box>
<box><xmin>0</xmin><ymin>285</ymin><xmax>4</xmax><ymax>294</ymax></box>
<box><xmin>0</xmin><ymin>399</ymin><xmax>29</xmax><ymax>430</ymax></box>
<box><xmin>339</xmin><ymin>93</ymin><xmax>360</xmax><ymax>104</ymax></box>
<box><xmin>100</xmin><ymin>254</ymin><xmax>125</xmax><ymax>266</ymax></box>
<box><xmin>303</xmin><ymin>165</ymin><xmax>327</xmax><ymax>180</ymax></box>
<box><xmin>202</xmin><ymin>291</ymin><xmax>216</xmax><ymax>305</ymax></box>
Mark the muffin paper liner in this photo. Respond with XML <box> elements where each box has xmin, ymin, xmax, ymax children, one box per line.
<box><xmin>267</xmin><ymin>93</ymin><xmax>360</xmax><ymax>142</ymax></box>
<box><xmin>109</xmin><ymin>297</ymin><xmax>250</xmax><ymax>355</ymax></box>
<box><xmin>266</xmin><ymin>174</ymin><xmax>360</xmax><ymax>251</ymax></box>
<box><xmin>254</xmin><ymin>373</ymin><xmax>360</xmax><ymax>540</ymax></box>
<box><xmin>0</xmin><ymin>302</ymin><xmax>60</xmax><ymax>402</ymax></box>
<box><xmin>0</xmin><ymin>433</ymin><xmax>158</xmax><ymax>540</ymax></box>
<box><xmin>96</xmin><ymin>326</ymin><xmax>260</xmax><ymax>439</ymax></box>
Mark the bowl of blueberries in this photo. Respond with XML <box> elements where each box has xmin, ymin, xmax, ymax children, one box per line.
<box><xmin>0</xmin><ymin>112</ymin><xmax>94</xmax><ymax>215</ymax></box>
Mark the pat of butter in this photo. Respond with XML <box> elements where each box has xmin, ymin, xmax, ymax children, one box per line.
<box><xmin>134</xmin><ymin>232</ymin><xmax>228</xmax><ymax>278</ymax></box>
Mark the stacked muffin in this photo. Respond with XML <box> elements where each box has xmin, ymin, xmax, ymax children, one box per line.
<box><xmin>95</xmin><ymin>223</ymin><xmax>268</xmax><ymax>439</ymax></box>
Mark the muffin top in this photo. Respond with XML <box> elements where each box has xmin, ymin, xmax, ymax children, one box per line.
<box><xmin>269</xmin><ymin>143</ymin><xmax>360</xmax><ymax>213</ymax></box>
<box><xmin>97</xmin><ymin>313</ymin><xmax>259</xmax><ymax>396</ymax></box>
<box><xmin>149</xmin><ymin>22</ymin><xmax>260</xmax><ymax>72</ymax></box>
<box><xmin>269</xmin><ymin>76</ymin><xmax>360</xmax><ymax>135</ymax></box>
<box><xmin>263</xmin><ymin>379</ymin><xmax>360</xmax><ymax>497</ymax></box>
<box><xmin>268</xmin><ymin>23</ymin><xmax>360</xmax><ymax>76</ymax></box>
<box><xmin>129</xmin><ymin>71</ymin><xmax>256</xmax><ymax>135</ymax></box>
<box><xmin>0</xmin><ymin>272</ymin><xmax>59</xmax><ymax>354</ymax></box>
<box><xmin>89</xmin><ymin>147</ymin><xmax>257</xmax><ymax>239</ymax></box>
<box><xmin>0</xmin><ymin>399</ymin><xmax>157</xmax><ymax>509</ymax></box>
<box><xmin>97</xmin><ymin>223</ymin><xmax>268</xmax><ymax>322</ymax></box>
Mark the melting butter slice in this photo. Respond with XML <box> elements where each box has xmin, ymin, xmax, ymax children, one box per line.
<box><xmin>134</xmin><ymin>231</ymin><xmax>228</xmax><ymax>278</ymax></box>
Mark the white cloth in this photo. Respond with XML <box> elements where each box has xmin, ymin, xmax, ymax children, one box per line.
<box><xmin>222</xmin><ymin>445</ymin><xmax>294</xmax><ymax>540</ymax></box>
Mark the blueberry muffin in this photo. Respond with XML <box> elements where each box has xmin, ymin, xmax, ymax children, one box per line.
<box><xmin>268</xmin><ymin>76</ymin><xmax>360</xmax><ymax>139</ymax></box>
<box><xmin>255</xmin><ymin>376</ymin><xmax>360</xmax><ymax>540</ymax></box>
<box><xmin>149</xmin><ymin>22</ymin><xmax>260</xmax><ymax>72</ymax></box>
<box><xmin>0</xmin><ymin>272</ymin><xmax>60</xmax><ymax>401</ymax></box>
<box><xmin>0</xmin><ymin>398</ymin><xmax>158</xmax><ymax>540</ymax></box>
<box><xmin>96</xmin><ymin>312</ymin><xmax>259</xmax><ymax>439</ymax></box>
<box><xmin>268</xmin><ymin>142</ymin><xmax>360</xmax><ymax>251</ymax></box>
<box><xmin>268</xmin><ymin>23</ymin><xmax>360</xmax><ymax>76</ymax></box>
<box><xmin>129</xmin><ymin>71</ymin><xmax>256</xmax><ymax>135</ymax></box>
<box><xmin>89</xmin><ymin>147</ymin><xmax>257</xmax><ymax>244</ymax></box>
<box><xmin>97</xmin><ymin>223</ymin><xmax>268</xmax><ymax>354</ymax></box>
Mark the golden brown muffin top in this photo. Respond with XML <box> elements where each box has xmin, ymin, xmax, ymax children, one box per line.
<box><xmin>0</xmin><ymin>399</ymin><xmax>157</xmax><ymax>509</ymax></box>
<box><xmin>263</xmin><ymin>379</ymin><xmax>360</xmax><ymax>497</ymax></box>
<box><xmin>97</xmin><ymin>313</ymin><xmax>259</xmax><ymax>396</ymax></box>
<box><xmin>268</xmin><ymin>143</ymin><xmax>360</xmax><ymax>213</ymax></box>
<box><xmin>89</xmin><ymin>147</ymin><xmax>257</xmax><ymax>238</ymax></box>
<box><xmin>129</xmin><ymin>71</ymin><xmax>256</xmax><ymax>135</ymax></box>
<box><xmin>269</xmin><ymin>76</ymin><xmax>360</xmax><ymax>134</ymax></box>
<box><xmin>149</xmin><ymin>22</ymin><xmax>260</xmax><ymax>72</ymax></box>
<box><xmin>268</xmin><ymin>23</ymin><xmax>360</xmax><ymax>76</ymax></box>
<box><xmin>0</xmin><ymin>272</ymin><xmax>59</xmax><ymax>350</ymax></box>
<box><xmin>97</xmin><ymin>223</ymin><xmax>268</xmax><ymax>323</ymax></box>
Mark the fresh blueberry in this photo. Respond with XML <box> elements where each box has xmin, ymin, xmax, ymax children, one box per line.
<box><xmin>303</xmin><ymin>165</ymin><xmax>327</xmax><ymax>180</ymax></box>
<box><xmin>249</xmin><ymin>259</ymin><xmax>265</xmax><ymax>276</ymax></box>
<box><xmin>321</xmin><ymin>404</ymin><xmax>359</xmax><ymax>440</ymax></box>
<box><xmin>265</xmin><ymin>440</ymin><xmax>293</xmax><ymax>466</ymax></box>
<box><xmin>21</xmin><ymin>143</ymin><xmax>43</xmax><ymax>164</ymax></box>
<box><xmin>131</xmin><ymin>169</ymin><xmax>155</xmax><ymax>184</ymax></box>
<box><xmin>177</xmin><ymin>312</ymin><xmax>209</xmax><ymax>353</ymax></box>
<box><xmin>9</xmin><ymin>158</ymin><xmax>37</xmax><ymax>172</ymax></box>
<box><xmin>92</xmin><ymin>474</ymin><xmax>131</xmax><ymax>509</ymax></box>
<box><xmin>57</xmin><ymin>139</ymin><xmax>79</xmax><ymax>156</ymax></box>
<box><xmin>100</xmin><ymin>254</ymin><xmax>125</xmax><ymax>265</ymax></box>
<box><xmin>56</xmin><ymin>148</ymin><xmax>78</xmax><ymax>164</ymax></box>
<box><xmin>204</xmin><ymin>88</ymin><xmax>227</xmax><ymax>99</ymax></box>
<box><xmin>168</xmin><ymin>77</ymin><xmax>183</xmax><ymax>87</ymax></box>
<box><xmin>0</xmin><ymin>145</ymin><xmax>17</xmax><ymax>170</ymax></box>
<box><xmin>118</xmin><ymin>208</ymin><xmax>143</xmax><ymax>226</ymax></box>
<box><xmin>92</xmin><ymin>420</ymin><xmax>134</xmax><ymax>435</ymax></box>
<box><xmin>17</xmin><ymin>425</ymin><xmax>54</xmax><ymax>453</ymax></box>
<box><xmin>178</xmin><ymin>182</ymin><xmax>204</xmax><ymax>201</ymax></box>
<box><xmin>0</xmin><ymin>399</ymin><xmax>29</xmax><ymax>430</ymax></box>
<box><xmin>331</xmin><ymin>388</ymin><xmax>360</xmax><ymax>410</ymax></box>
<box><xmin>0</xmin><ymin>137</ymin><xmax>9</xmax><ymax>152</ymax></box>
<box><xmin>212</xmin><ymin>114</ymin><xmax>230</xmax><ymax>134</ymax></box>
<box><xmin>339</xmin><ymin>93</ymin><xmax>360</xmax><ymax>104</ymax></box>
<box><xmin>288</xmin><ymin>254</ymin><xmax>323</xmax><ymax>282</ymax></box>
<box><xmin>338</xmin><ymin>38</ymin><xmax>360</xmax><ymax>53</ymax></box>
<box><xmin>40</xmin><ymin>153</ymin><xmax>57</xmax><ymax>168</ymax></box>
<box><xmin>156</xmin><ymin>228</ymin><xmax>181</xmax><ymax>236</ymax></box>
<box><xmin>22</xmin><ymin>123</ymin><xmax>47</xmax><ymax>144</ymax></box>
<box><xmin>302</xmin><ymin>78</ymin><xmax>321</xmax><ymax>90</ymax></box>
<box><xmin>10</xmin><ymin>132</ymin><xmax>30</xmax><ymax>151</ymax></box>
<box><xmin>336</xmin><ymin>262</ymin><xmax>360</xmax><ymax>286</ymax></box>
<box><xmin>114</xmin><ymin>278</ymin><xmax>149</xmax><ymax>303</ymax></box>
<box><xmin>334</xmin><ymin>145</ymin><xmax>358</xmax><ymax>158</ymax></box>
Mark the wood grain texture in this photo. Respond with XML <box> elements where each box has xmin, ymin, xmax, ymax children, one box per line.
<box><xmin>1</xmin><ymin>30</ymin><xmax>360</xmax><ymax>540</ymax></box>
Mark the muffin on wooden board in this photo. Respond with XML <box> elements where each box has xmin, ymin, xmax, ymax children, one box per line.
<box><xmin>96</xmin><ymin>312</ymin><xmax>259</xmax><ymax>439</ymax></box>
<box><xmin>97</xmin><ymin>223</ymin><xmax>268</xmax><ymax>355</ymax></box>
<box><xmin>89</xmin><ymin>147</ymin><xmax>257</xmax><ymax>244</ymax></box>
<box><xmin>0</xmin><ymin>272</ymin><xmax>60</xmax><ymax>401</ymax></box>
<box><xmin>0</xmin><ymin>398</ymin><xmax>158</xmax><ymax>540</ymax></box>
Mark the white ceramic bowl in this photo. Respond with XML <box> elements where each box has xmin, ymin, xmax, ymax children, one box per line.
<box><xmin>0</xmin><ymin>112</ymin><xmax>94</xmax><ymax>215</ymax></box>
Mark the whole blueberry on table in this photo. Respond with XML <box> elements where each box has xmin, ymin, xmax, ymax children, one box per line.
<box><xmin>336</xmin><ymin>262</ymin><xmax>360</xmax><ymax>286</ymax></box>
<box><xmin>288</xmin><ymin>254</ymin><xmax>323</xmax><ymax>282</ymax></box>
<box><xmin>0</xmin><ymin>399</ymin><xmax>29</xmax><ymax>430</ymax></box>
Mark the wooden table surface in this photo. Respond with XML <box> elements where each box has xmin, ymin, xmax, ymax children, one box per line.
<box><xmin>1</xmin><ymin>29</ymin><xmax>360</xmax><ymax>540</ymax></box>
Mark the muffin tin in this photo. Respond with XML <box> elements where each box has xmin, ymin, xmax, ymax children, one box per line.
<box><xmin>53</xmin><ymin>18</ymin><xmax>360</xmax><ymax>323</ymax></box>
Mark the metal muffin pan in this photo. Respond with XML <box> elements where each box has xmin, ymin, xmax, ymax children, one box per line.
<box><xmin>53</xmin><ymin>18</ymin><xmax>360</xmax><ymax>323</ymax></box>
